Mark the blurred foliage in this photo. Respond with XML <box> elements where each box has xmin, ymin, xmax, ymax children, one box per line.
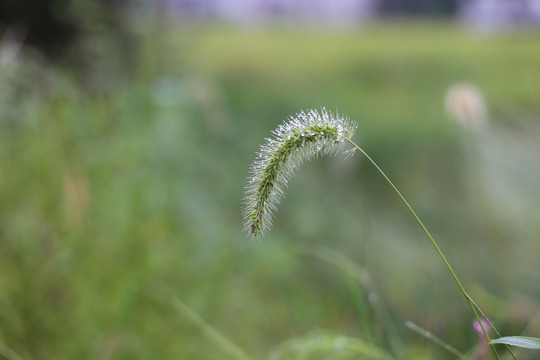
<box><xmin>1</xmin><ymin>19</ymin><xmax>540</xmax><ymax>359</ymax></box>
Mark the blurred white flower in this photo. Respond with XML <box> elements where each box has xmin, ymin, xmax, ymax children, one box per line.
<box><xmin>445</xmin><ymin>83</ymin><xmax>488</xmax><ymax>132</ymax></box>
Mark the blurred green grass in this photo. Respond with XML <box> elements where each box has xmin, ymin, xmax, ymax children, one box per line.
<box><xmin>1</xmin><ymin>22</ymin><xmax>540</xmax><ymax>359</ymax></box>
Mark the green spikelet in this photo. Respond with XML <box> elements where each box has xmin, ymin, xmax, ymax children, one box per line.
<box><xmin>243</xmin><ymin>108</ymin><xmax>356</xmax><ymax>238</ymax></box>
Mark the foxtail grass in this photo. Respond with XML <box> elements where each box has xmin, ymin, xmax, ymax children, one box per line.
<box><xmin>243</xmin><ymin>108</ymin><xmax>504</xmax><ymax>359</ymax></box>
<box><xmin>243</xmin><ymin>108</ymin><xmax>356</xmax><ymax>238</ymax></box>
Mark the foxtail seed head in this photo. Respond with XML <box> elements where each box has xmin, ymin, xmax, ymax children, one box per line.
<box><xmin>243</xmin><ymin>108</ymin><xmax>356</xmax><ymax>238</ymax></box>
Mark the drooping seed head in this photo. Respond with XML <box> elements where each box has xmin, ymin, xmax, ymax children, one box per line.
<box><xmin>243</xmin><ymin>108</ymin><xmax>356</xmax><ymax>238</ymax></box>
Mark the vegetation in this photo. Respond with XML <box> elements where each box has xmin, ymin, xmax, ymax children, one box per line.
<box><xmin>1</xmin><ymin>22</ymin><xmax>540</xmax><ymax>359</ymax></box>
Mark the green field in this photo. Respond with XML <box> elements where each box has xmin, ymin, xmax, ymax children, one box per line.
<box><xmin>1</xmin><ymin>22</ymin><xmax>540</xmax><ymax>359</ymax></box>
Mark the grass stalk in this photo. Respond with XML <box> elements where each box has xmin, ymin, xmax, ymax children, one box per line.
<box><xmin>171</xmin><ymin>297</ymin><xmax>253</xmax><ymax>360</ymax></box>
<box><xmin>0</xmin><ymin>343</ymin><xmax>23</xmax><ymax>360</ymax></box>
<box><xmin>405</xmin><ymin>320</ymin><xmax>468</xmax><ymax>360</ymax></box>
<box><xmin>465</xmin><ymin>294</ymin><xmax>518</xmax><ymax>360</ymax></box>
<box><xmin>346</xmin><ymin>138</ymin><xmax>501</xmax><ymax>360</ymax></box>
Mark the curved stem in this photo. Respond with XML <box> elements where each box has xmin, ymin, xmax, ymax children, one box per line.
<box><xmin>346</xmin><ymin>138</ymin><xmax>501</xmax><ymax>360</ymax></box>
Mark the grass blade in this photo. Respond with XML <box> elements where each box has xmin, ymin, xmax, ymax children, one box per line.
<box><xmin>490</xmin><ymin>336</ymin><xmax>540</xmax><ymax>349</ymax></box>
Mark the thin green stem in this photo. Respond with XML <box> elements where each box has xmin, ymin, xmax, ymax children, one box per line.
<box><xmin>171</xmin><ymin>298</ymin><xmax>253</xmax><ymax>360</ymax></box>
<box><xmin>405</xmin><ymin>320</ymin><xmax>468</xmax><ymax>360</ymax></box>
<box><xmin>466</xmin><ymin>294</ymin><xmax>518</xmax><ymax>360</ymax></box>
<box><xmin>346</xmin><ymin>138</ymin><xmax>502</xmax><ymax>360</ymax></box>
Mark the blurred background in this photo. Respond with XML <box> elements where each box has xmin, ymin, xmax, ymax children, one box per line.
<box><xmin>1</xmin><ymin>0</ymin><xmax>540</xmax><ymax>359</ymax></box>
